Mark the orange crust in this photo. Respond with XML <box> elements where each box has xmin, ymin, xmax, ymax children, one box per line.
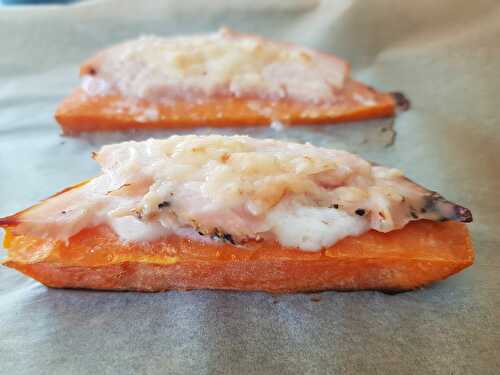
<box><xmin>55</xmin><ymin>80</ymin><xmax>395</xmax><ymax>135</ymax></box>
<box><xmin>1</xmin><ymin>221</ymin><xmax>473</xmax><ymax>293</ymax></box>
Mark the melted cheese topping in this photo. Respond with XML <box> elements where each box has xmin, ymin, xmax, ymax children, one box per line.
<box><xmin>82</xmin><ymin>28</ymin><xmax>348</xmax><ymax>104</ymax></box>
<box><xmin>13</xmin><ymin>135</ymin><xmax>439</xmax><ymax>251</ymax></box>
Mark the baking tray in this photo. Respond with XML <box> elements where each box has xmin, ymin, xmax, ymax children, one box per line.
<box><xmin>1</xmin><ymin>1</ymin><xmax>499</xmax><ymax>374</ymax></box>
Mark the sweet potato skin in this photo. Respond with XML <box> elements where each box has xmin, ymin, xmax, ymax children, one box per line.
<box><xmin>2</xmin><ymin>221</ymin><xmax>474</xmax><ymax>293</ymax></box>
<box><xmin>55</xmin><ymin>80</ymin><xmax>396</xmax><ymax>135</ymax></box>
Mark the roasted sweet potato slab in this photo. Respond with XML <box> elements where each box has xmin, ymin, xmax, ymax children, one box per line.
<box><xmin>1</xmin><ymin>220</ymin><xmax>473</xmax><ymax>292</ymax></box>
<box><xmin>55</xmin><ymin>80</ymin><xmax>396</xmax><ymax>135</ymax></box>
<box><xmin>55</xmin><ymin>28</ymin><xmax>400</xmax><ymax>134</ymax></box>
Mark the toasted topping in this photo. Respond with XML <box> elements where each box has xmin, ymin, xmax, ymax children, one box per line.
<box><xmin>4</xmin><ymin>135</ymin><xmax>472</xmax><ymax>251</ymax></box>
<box><xmin>81</xmin><ymin>28</ymin><xmax>348</xmax><ymax>105</ymax></box>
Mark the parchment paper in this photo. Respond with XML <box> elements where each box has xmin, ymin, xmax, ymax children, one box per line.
<box><xmin>1</xmin><ymin>1</ymin><xmax>499</xmax><ymax>374</ymax></box>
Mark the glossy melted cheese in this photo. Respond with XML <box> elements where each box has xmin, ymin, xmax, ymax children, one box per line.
<box><xmin>13</xmin><ymin>135</ymin><xmax>437</xmax><ymax>252</ymax></box>
<box><xmin>82</xmin><ymin>28</ymin><xmax>348</xmax><ymax>104</ymax></box>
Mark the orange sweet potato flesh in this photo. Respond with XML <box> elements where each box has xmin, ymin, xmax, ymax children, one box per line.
<box><xmin>55</xmin><ymin>79</ymin><xmax>396</xmax><ymax>135</ymax></box>
<box><xmin>1</xmin><ymin>220</ymin><xmax>473</xmax><ymax>293</ymax></box>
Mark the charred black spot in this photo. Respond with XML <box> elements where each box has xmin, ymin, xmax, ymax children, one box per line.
<box><xmin>211</xmin><ymin>229</ymin><xmax>222</xmax><ymax>241</ymax></box>
<box><xmin>198</xmin><ymin>231</ymin><xmax>204</xmax><ymax>236</ymax></box>
<box><xmin>158</xmin><ymin>201</ymin><xmax>171</xmax><ymax>209</ymax></box>
<box><xmin>408</xmin><ymin>205</ymin><xmax>419</xmax><ymax>219</ymax></box>
<box><xmin>391</xmin><ymin>92</ymin><xmax>411</xmax><ymax>111</ymax></box>
<box><xmin>61</xmin><ymin>210</ymin><xmax>67</xmax><ymax>214</ymax></box>
<box><xmin>455</xmin><ymin>205</ymin><xmax>473</xmax><ymax>223</ymax></box>
<box><xmin>424</xmin><ymin>192</ymin><xmax>473</xmax><ymax>223</ymax></box>
<box><xmin>355</xmin><ymin>209</ymin><xmax>365</xmax><ymax>216</ymax></box>
<box><xmin>222</xmin><ymin>233</ymin><xmax>236</xmax><ymax>245</ymax></box>
<box><xmin>88</xmin><ymin>67</ymin><xmax>97</xmax><ymax>75</ymax></box>
<box><xmin>332</xmin><ymin>204</ymin><xmax>339</xmax><ymax>209</ymax></box>
<box><xmin>380</xmin><ymin>289</ymin><xmax>407</xmax><ymax>295</ymax></box>
<box><xmin>211</xmin><ymin>229</ymin><xmax>237</xmax><ymax>245</ymax></box>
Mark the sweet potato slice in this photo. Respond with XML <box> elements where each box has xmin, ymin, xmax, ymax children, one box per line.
<box><xmin>55</xmin><ymin>80</ymin><xmax>396</xmax><ymax>135</ymax></box>
<box><xmin>54</xmin><ymin>29</ymin><xmax>400</xmax><ymax>134</ymax></box>
<box><xmin>55</xmin><ymin>81</ymin><xmax>395</xmax><ymax>135</ymax></box>
<box><xmin>1</xmin><ymin>220</ymin><xmax>473</xmax><ymax>292</ymax></box>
